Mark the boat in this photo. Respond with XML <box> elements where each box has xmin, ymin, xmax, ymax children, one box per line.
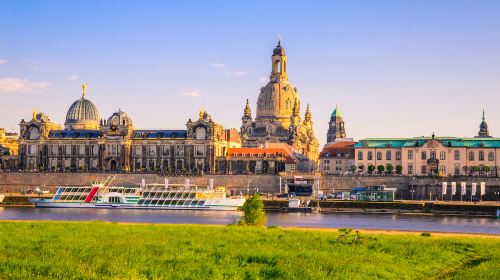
<box><xmin>29</xmin><ymin>179</ymin><xmax>245</xmax><ymax>211</ymax></box>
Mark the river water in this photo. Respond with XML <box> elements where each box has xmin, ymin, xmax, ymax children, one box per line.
<box><xmin>0</xmin><ymin>207</ymin><xmax>498</xmax><ymax>235</ymax></box>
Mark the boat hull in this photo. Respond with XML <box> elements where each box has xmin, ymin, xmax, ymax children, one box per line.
<box><xmin>29</xmin><ymin>198</ymin><xmax>243</xmax><ymax>211</ymax></box>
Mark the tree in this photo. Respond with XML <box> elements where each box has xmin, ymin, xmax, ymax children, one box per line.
<box><xmin>350</xmin><ymin>165</ymin><xmax>357</xmax><ymax>173</ymax></box>
<box><xmin>386</xmin><ymin>164</ymin><xmax>394</xmax><ymax>174</ymax></box>
<box><xmin>377</xmin><ymin>165</ymin><xmax>385</xmax><ymax>174</ymax></box>
<box><xmin>367</xmin><ymin>165</ymin><xmax>375</xmax><ymax>174</ymax></box>
<box><xmin>239</xmin><ymin>193</ymin><xmax>266</xmax><ymax>226</ymax></box>
<box><xmin>396</xmin><ymin>165</ymin><xmax>403</xmax><ymax>175</ymax></box>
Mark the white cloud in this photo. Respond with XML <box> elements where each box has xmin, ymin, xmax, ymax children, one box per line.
<box><xmin>226</xmin><ymin>71</ymin><xmax>247</xmax><ymax>77</ymax></box>
<box><xmin>0</xmin><ymin>59</ymin><xmax>7</xmax><ymax>64</ymax></box>
<box><xmin>0</xmin><ymin>77</ymin><xmax>50</xmax><ymax>93</ymax></box>
<box><xmin>181</xmin><ymin>90</ymin><xmax>201</xmax><ymax>97</ymax></box>
<box><xmin>209</xmin><ymin>62</ymin><xmax>226</xmax><ymax>68</ymax></box>
<box><xmin>68</xmin><ymin>75</ymin><xmax>79</xmax><ymax>80</ymax></box>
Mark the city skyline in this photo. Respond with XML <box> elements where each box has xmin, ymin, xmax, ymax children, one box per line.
<box><xmin>1</xmin><ymin>1</ymin><xmax>500</xmax><ymax>147</ymax></box>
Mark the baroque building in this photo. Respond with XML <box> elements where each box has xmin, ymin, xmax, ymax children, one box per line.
<box><xmin>476</xmin><ymin>110</ymin><xmax>492</xmax><ymax>138</ymax></box>
<box><xmin>18</xmin><ymin>86</ymin><xmax>233</xmax><ymax>174</ymax></box>
<box><xmin>240</xmin><ymin>39</ymin><xmax>319</xmax><ymax>165</ymax></box>
<box><xmin>0</xmin><ymin>128</ymin><xmax>19</xmax><ymax>170</ymax></box>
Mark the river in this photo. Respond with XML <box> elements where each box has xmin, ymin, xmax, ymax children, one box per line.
<box><xmin>0</xmin><ymin>207</ymin><xmax>498</xmax><ymax>235</ymax></box>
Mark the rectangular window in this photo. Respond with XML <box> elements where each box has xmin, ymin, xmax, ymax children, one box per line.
<box><xmin>489</xmin><ymin>152</ymin><xmax>495</xmax><ymax>161</ymax></box>
<box><xmin>421</xmin><ymin>152</ymin><xmax>426</xmax><ymax>160</ymax></box>
<box><xmin>454</xmin><ymin>150</ymin><xmax>460</xmax><ymax>160</ymax></box>
<box><xmin>454</xmin><ymin>164</ymin><xmax>460</xmax><ymax>175</ymax></box>
<box><xmin>396</xmin><ymin>151</ymin><xmax>401</xmax><ymax>160</ymax></box>
<box><xmin>368</xmin><ymin>152</ymin><xmax>373</xmax><ymax>160</ymax></box>
<box><xmin>376</xmin><ymin>152</ymin><xmax>382</xmax><ymax>160</ymax></box>
<box><xmin>65</xmin><ymin>145</ymin><xmax>71</xmax><ymax>155</ymax></box>
<box><xmin>408</xmin><ymin>164</ymin><xmax>413</xmax><ymax>175</ymax></box>
<box><xmin>135</xmin><ymin>145</ymin><xmax>142</xmax><ymax>155</ymax></box>
<box><xmin>386</xmin><ymin>151</ymin><xmax>391</xmax><ymax>160</ymax></box>
<box><xmin>163</xmin><ymin>145</ymin><xmax>170</xmax><ymax>155</ymax></box>
<box><xmin>357</xmin><ymin>152</ymin><xmax>363</xmax><ymax>160</ymax></box>
<box><xmin>408</xmin><ymin>150</ymin><xmax>413</xmax><ymax>160</ymax></box>
<box><xmin>469</xmin><ymin>152</ymin><xmax>474</xmax><ymax>161</ymax></box>
<box><xmin>440</xmin><ymin>151</ymin><xmax>446</xmax><ymax>160</ymax></box>
<box><xmin>430</xmin><ymin>151</ymin><xmax>436</xmax><ymax>159</ymax></box>
<box><xmin>421</xmin><ymin>165</ymin><xmax>427</xmax><ymax>174</ymax></box>
<box><xmin>51</xmin><ymin>145</ymin><xmax>58</xmax><ymax>155</ymax></box>
<box><xmin>479</xmin><ymin>151</ymin><xmax>484</xmax><ymax>161</ymax></box>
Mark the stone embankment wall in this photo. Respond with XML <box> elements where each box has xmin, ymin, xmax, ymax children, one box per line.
<box><xmin>1</xmin><ymin>173</ymin><xmax>499</xmax><ymax>200</ymax></box>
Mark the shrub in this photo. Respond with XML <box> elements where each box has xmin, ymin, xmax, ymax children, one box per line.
<box><xmin>396</xmin><ymin>165</ymin><xmax>403</xmax><ymax>174</ymax></box>
<box><xmin>336</xmin><ymin>228</ymin><xmax>363</xmax><ymax>245</ymax></box>
<box><xmin>239</xmin><ymin>193</ymin><xmax>266</xmax><ymax>226</ymax></box>
<box><xmin>377</xmin><ymin>165</ymin><xmax>385</xmax><ymax>174</ymax></box>
<box><xmin>420</xmin><ymin>232</ymin><xmax>431</xmax><ymax>237</ymax></box>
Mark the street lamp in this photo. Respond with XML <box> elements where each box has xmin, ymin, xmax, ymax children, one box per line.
<box><xmin>495</xmin><ymin>191</ymin><xmax>499</xmax><ymax>204</ymax></box>
<box><xmin>410</xmin><ymin>190</ymin><xmax>415</xmax><ymax>201</ymax></box>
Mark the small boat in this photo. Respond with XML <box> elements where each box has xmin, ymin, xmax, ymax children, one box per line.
<box><xmin>29</xmin><ymin>179</ymin><xmax>245</xmax><ymax>211</ymax></box>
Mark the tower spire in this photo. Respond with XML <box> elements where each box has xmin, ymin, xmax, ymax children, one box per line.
<box><xmin>243</xmin><ymin>99</ymin><xmax>251</xmax><ymax>117</ymax></box>
<box><xmin>482</xmin><ymin>109</ymin><xmax>485</xmax><ymax>121</ymax></box>
<box><xmin>304</xmin><ymin>103</ymin><xmax>312</xmax><ymax>123</ymax></box>
<box><xmin>278</xmin><ymin>34</ymin><xmax>281</xmax><ymax>46</ymax></box>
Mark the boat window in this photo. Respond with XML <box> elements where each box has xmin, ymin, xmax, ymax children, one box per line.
<box><xmin>197</xmin><ymin>200</ymin><xmax>205</xmax><ymax>206</ymax></box>
<box><xmin>178</xmin><ymin>200</ymin><xmax>185</xmax><ymax>205</ymax></box>
<box><xmin>175</xmin><ymin>193</ymin><xmax>182</xmax><ymax>198</ymax></box>
<box><xmin>138</xmin><ymin>199</ymin><xmax>145</xmax><ymax>204</ymax></box>
<box><xmin>189</xmin><ymin>193</ymin><xmax>196</xmax><ymax>199</ymax></box>
<box><xmin>76</xmin><ymin>188</ymin><xmax>83</xmax><ymax>193</ymax></box>
<box><xmin>66</xmin><ymin>195</ymin><xmax>74</xmax><ymax>200</ymax></box>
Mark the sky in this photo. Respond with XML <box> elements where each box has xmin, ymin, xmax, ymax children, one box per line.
<box><xmin>1</xmin><ymin>0</ymin><xmax>499</xmax><ymax>147</ymax></box>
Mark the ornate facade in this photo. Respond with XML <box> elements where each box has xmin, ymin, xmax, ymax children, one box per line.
<box><xmin>240</xmin><ymin>39</ymin><xmax>319</xmax><ymax>163</ymax></box>
<box><xmin>0</xmin><ymin>128</ymin><xmax>19</xmax><ymax>170</ymax></box>
<box><xmin>18</xmin><ymin>87</ymin><xmax>232</xmax><ymax>174</ymax></box>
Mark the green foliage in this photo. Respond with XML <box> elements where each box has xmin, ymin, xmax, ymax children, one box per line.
<box><xmin>386</xmin><ymin>164</ymin><xmax>394</xmax><ymax>174</ymax></box>
<box><xmin>336</xmin><ymin>228</ymin><xmax>363</xmax><ymax>245</ymax></box>
<box><xmin>350</xmin><ymin>165</ymin><xmax>357</xmax><ymax>172</ymax></box>
<box><xmin>420</xmin><ymin>232</ymin><xmax>431</xmax><ymax>237</ymax></box>
<box><xmin>396</xmin><ymin>165</ymin><xmax>403</xmax><ymax>174</ymax></box>
<box><xmin>367</xmin><ymin>164</ymin><xmax>375</xmax><ymax>173</ymax></box>
<box><xmin>0</xmin><ymin>221</ymin><xmax>499</xmax><ymax>279</ymax></box>
<box><xmin>377</xmin><ymin>165</ymin><xmax>385</xmax><ymax>173</ymax></box>
<box><xmin>240</xmin><ymin>193</ymin><xmax>266</xmax><ymax>226</ymax></box>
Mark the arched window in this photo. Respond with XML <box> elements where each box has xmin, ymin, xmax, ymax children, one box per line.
<box><xmin>488</xmin><ymin>152</ymin><xmax>495</xmax><ymax>161</ymax></box>
<box><xmin>376</xmin><ymin>152</ymin><xmax>382</xmax><ymax>160</ymax></box>
<box><xmin>396</xmin><ymin>151</ymin><xmax>401</xmax><ymax>160</ymax></box>
<box><xmin>367</xmin><ymin>151</ymin><xmax>373</xmax><ymax>160</ymax></box>
<box><xmin>421</xmin><ymin>151</ymin><xmax>427</xmax><ymax>160</ymax></box>
<box><xmin>386</xmin><ymin>151</ymin><xmax>392</xmax><ymax>160</ymax></box>
<box><xmin>357</xmin><ymin>151</ymin><xmax>363</xmax><ymax>160</ymax></box>
<box><xmin>408</xmin><ymin>164</ymin><xmax>413</xmax><ymax>175</ymax></box>
<box><xmin>479</xmin><ymin>151</ymin><xmax>484</xmax><ymax>161</ymax></box>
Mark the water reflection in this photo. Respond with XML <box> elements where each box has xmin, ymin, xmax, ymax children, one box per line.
<box><xmin>0</xmin><ymin>207</ymin><xmax>498</xmax><ymax>235</ymax></box>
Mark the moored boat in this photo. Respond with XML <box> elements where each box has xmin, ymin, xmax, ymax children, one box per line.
<box><xmin>29</xmin><ymin>180</ymin><xmax>245</xmax><ymax>211</ymax></box>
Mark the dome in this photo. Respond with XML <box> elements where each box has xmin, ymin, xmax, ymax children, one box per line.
<box><xmin>107</xmin><ymin>109</ymin><xmax>133</xmax><ymax>127</ymax></box>
<box><xmin>331</xmin><ymin>104</ymin><xmax>343</xmax><ymax>118</ymax></box>
<box><xmin>273</xmin><ymin>36</ymin><xmax>285</xmax><ymax>56</ymax></box>
<box><xmin>64</xmin><ymin>93</ymin><xmax>100</xmax><ymax>130</ymax></box>
<box><xmin>480</xmin><ymin>120</ymin><xmax>488</xmax><ymax>131</ymax></box>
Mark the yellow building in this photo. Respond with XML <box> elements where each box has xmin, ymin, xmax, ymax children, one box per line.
<box><xmin>0</xmin><ymin>128</ymin><xmax>19</xmax><ymax>170</ymax></box>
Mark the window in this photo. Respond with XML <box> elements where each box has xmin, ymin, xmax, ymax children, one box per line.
<box><xmin>65</xmin><ymin>145</ymin><xmax>71</xmax><ymax>155</ymax></box>
<box><xmin>479</xmin><ymin>151</ymin><xmax>484</xmax><ymax>161</ymax></box>
<box><xmin>357</xmin><ymin>151</ymin><xmax>363</xmax><ymax>160</ymax></box>
<box><xmin>469</xmin><ymin>152</ymin><xmax>474</xmax><ymax>161</ymax></box>
<box><xmin>421</xmin><ymin>152</ymin><xmax>427</xmax><ymax>160</ymax></box>
<box><xmin>112</xmin><ymin>145</ymin><xmax>118</xmax><ymax>155</ymax></box>
<box><xmin>408</xmin><ymin>164</ymin><xmax>413</xmax><ymax>175</ymax></box>
<box><xmin>51</xmin><ymin>145</ymin><xmax>58</xmax><ymax>155</ymax></box>
<box><xmin>454</xmin><ymin>150</ymin><xmax>460</xmax><ymax>160</ymax></box>
<box><xmin>135</xmin><ymin>145</ymin><xmax>142</xmax><ymax>155</ymax></box>
<box><xmin>430</xmin><ymin>151</ymin><xmax>436</xmax><ymax>159</ymax></box>
<box><xmin>439</xmin><ymin>165</ymin><xmax>446</xmax><ymax>174</ymax></box>
<box><xmin>386</xmin><ymin>151</ymin><xmax>391</xmax><ymax>160</ymax></box>
<box><xmin>454</xmin><ymin>164</ymin><xmax>460</xmax><ymax>175</ymax></box>
<box><xmin>323</xmin><ymin>160</ymin><xmax>330</xmax><ymax>164</ymax></box>
<box><xmin>440</xmin><ymin>151</ymin><xmax>446</xmax><ymax>160</ymax></box>
<box><xmin>421</xmin><ymin>165</ymin><xmax>427</xmax><ymax>174</ymax></box>
<box><xmin>488</xmin><ymin>152</ymin><xmax>494</xmax><ymax>161</ymax></box>
<box><xmin>79</xmin><ymin>145</ymin><xmax>85</xmax><ymax>155</ymax></box>
<box><xmin>396</xmin><ymin>151</ymin><xmax>401</xmax><ymax>160</ymax></box>
<box><xmin>149</xmin><ymin>145</ymin><xmax>156</xmax><ymax>156</ymax></box>
<box><xmin>408</xmin><ymin>150</ymin><xmax>413</xmax><ymax>160</ymax></box>
<box><xmin>195</xmin><ymin>145</ymin><xmax>204</xmax><ymax>156</ymax></box>
<box><xmin>163</xmin><ymin>145</ymin><xmax>170</xmax><ymax>155</ymax></box>
<box><xmin>368</xmin><ymin>151</ymin><xmax>373</xmax><ymax>160</ymax></box>
<box><xmin>376</xmin><ymin>152</ymin><xmax>382</xmax><ymax>160</ymax></box>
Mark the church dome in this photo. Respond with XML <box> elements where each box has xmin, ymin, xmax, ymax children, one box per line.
<box><xmin>107</xmin><ymin>109</ymin><xmax>133</xmax><ymax>127</ymax></box>
<box><xmin>64</xmin><ymin>86</ymin><xmax>100</xmax><ymax>130</ymax></box>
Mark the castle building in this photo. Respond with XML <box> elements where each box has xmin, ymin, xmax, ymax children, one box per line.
<box><xmin>240</xmin><ymin>39</ymin><xmax>319</xmax><ymax>167</ymax></box>
<box><xmin>326</xmin><ymin>103</ymin><xmax>346</xmax><ymax>143</ymax></box>
<box><xmin>18</xmin><ymin>86</ymin><xmax>233</xmax><ymax>174</ymax></box>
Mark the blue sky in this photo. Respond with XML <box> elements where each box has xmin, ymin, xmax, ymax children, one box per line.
<box><xmin>1</xmin><ymin>0</ymin><xmax>499</xmax><ymax>146</ymax></box>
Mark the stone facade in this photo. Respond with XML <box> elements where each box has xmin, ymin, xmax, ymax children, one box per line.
<box><xmin>17</xmin><ymin>88</ymin><xmax>233</xmax><ymax>174</ymax></box>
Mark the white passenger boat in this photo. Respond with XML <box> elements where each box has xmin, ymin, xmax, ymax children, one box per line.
<box><xmin>29</xmin><ymin>178</ymin><xmax>245</xmax><ymax>211</ymax></box>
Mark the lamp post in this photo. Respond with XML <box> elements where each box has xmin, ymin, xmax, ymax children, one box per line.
<box><xmin>410</xmin><ymin>190</ymin><xmax>415</xmax><ymax>201</ymax></box>
<box><xmin>495</xmin><ymin>191</ymin><xmax>499</xmax><ymax>204</ymax></box>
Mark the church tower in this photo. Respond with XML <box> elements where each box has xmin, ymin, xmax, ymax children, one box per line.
<box><xmin>326</xmin><ymin>103</ymin><xmax>346</xmax><ymax>143</ymax></box>
<box><xmin>240</xmin><ymin>99</ymin><xmax>253</xmax><ymax>139</ymax></box>
<box><xmin>476</xmin><ymin>110</ymin><xmax>492</xmax><ymax>138</ymax></box>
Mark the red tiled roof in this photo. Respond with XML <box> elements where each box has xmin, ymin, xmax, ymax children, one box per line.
<box><xmin>226</xmin><ymin>147</ymin><xmax>296</xmax><ymax>164</ymax></box>
<box><xmin>225</xmin><ymin>129</ymin><xmax>241</xmax><ymax>143</ymax></box>
<box><xmin>320</xmin><ymin>141</ymin><xmax>355</xmax><ymax>158</ymax></box>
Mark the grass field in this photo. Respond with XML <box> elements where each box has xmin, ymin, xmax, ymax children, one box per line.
<box><xmin>0</xmin><ymin>221</ymin><xmax>498</xmax><ymax>279</ymax></box>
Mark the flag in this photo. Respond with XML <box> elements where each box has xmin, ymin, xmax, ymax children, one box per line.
<box><xmin>164</xmin><ymin>178</ymin><xmax>168</xmax><ymax>188</ymax></box>
<box><xmin>442</xmin><ymin>182</ymin><xmax>447</xmax><ymax>195</ymax></box>
<box><xmin>480</xmin><ymin>182</ymin><xmax>486</xmax><ymax>196</ymax></box>
<box><xmin>208</xmin><ymin>178</ymin><xmax>214</xmax><ymax>189</ymax></box>
<box><xmin>472</xmin><ymin>183</ymin><xmax>477</xmax><ymax>196</ymax></box>
<box><xmin>185</xmin><ymin>178</ymin><xmax>190</xmax><ymax>188</ymax></box>
<box><xmin>451</xmin><ymin>182</ymin><xmax>456</xmax><ymax>195</ymax></box>
<box><xmin>461</xmin><ymin>182</ymin><xmax>466</xmax><ymax>195</ymax></box>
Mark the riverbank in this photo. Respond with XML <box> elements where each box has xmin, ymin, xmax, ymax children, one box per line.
<box><xmin>0</xmin><ymin>221</ymin><xmax>498</xmax><ymax>279</ymax></box>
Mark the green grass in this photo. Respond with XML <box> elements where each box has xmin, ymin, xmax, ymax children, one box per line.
<box><xmin>0</xmin><ymin>221</ymin><xmax>499</xmax><ymax>279</ymax></box>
